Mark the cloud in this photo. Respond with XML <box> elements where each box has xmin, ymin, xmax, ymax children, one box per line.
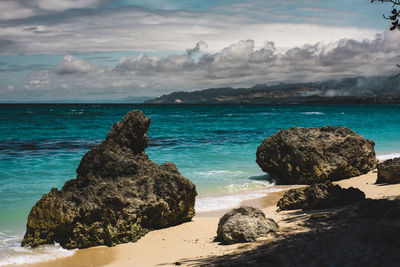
<box><xmin>32</xmin><ymin>0</ymin><xmax>105</xmax><ymax>12</ymax></box>
<box><xmin>186</xmin><ymin>41</ymin><xmax>208</xmax><ymax>56</ymax></box>
<box><xmin>112</xmin><ymin>30</ymin><xmax>400</xmax><ymax>82</ymax></box>
<box><xmin>0</xmin><ymin>1</ymin><xmax>37</xmax><ymax>20</ymax></box>
<box><xmin>25</xmin><ymin>70</ymin><xmax>51</xmax><ymax>91</ymax></box>
<box><xmin>55</xmin><ymin>55</ymin><xmax>102</xmax><ymax>75</ymax></box>
<box><xmin>10</xmin><ymin>29</ymin><xmax>399</xmax><ymax>101</ymax></box>
<box><xmin>0</xmin><ymin>5</ymin><xmax>381</xmax><ymax>55</ymax></box>
<box><xmin>0</xmin><ymin>39</ymin><xmax>15</xmax><ymax>52</ymax></box>
<box><xmin>0</xmin><ymin>0</ymin><xmax>106</xmax><ymax>21</ymax></box>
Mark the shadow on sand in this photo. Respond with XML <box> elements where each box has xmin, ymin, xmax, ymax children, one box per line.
<box><xmin>177</xmin><ymin>197</ymin><xmax>400</xmax><ymax>266</ymax></box>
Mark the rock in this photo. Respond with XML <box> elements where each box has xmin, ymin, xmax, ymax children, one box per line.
<box><xmin>22</xmin><ymin>110</ymin><xmax>197</xmax><ymax>249</ymax></box>
<box><xmin>376</xmin><ymin>157</ymin><xmax>400</xmax><ymax>184</ymax></box>
<box><xmin>256</xmin><ymin>126</ymin><xmax>377</xmax><ymax>184</ymax></box>
<box><xmin>277</xmin><ymin>181</ymin><xmax>365</xmax><ymax>211</ymax></box>
<box><xmin>216</xmin><ymin>206</ymin><xmax>278</xmax><ymax>244</ymax></box>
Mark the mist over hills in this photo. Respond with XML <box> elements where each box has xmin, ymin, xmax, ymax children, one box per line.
<box><xmin>146</xmin><ymin>76</ymin><xmax>400</xmax><ymax>104</ymax></box>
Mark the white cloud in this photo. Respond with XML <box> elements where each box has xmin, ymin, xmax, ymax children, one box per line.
<box><xmin>15</xmin><ymin>29</ymin><xmax>400</xmax><ymax>101</ymax></box>
<box><xmin>25</xmin><ymin>70</ymin><xmax>51</xmax><ymax>90</ymax></box>
<box><xmin>55</xmin><ymin>55</ymin><xmax>102</xmax><ymax>74</ymax></box>
<box><xmin>34</xmin><ymin>0</ymin><xmax>104</xmax><ymax>11</ymax></box>
<box><xmin>0</xmin><ymin>1</ymin><xmax>37</xmax><ymax>20</ymax></box>
<box><xmin>0</xmin><ymin>0</ymin><xmax>106</xmax><ymax>21</ymax></box>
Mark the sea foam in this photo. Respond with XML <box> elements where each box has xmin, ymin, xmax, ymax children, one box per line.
<box><xmin>300</xmin><ymin>111</ymin><xmax>325</xmax><ymax>115</ymax></box>
<box><xmin>377</xmin><ymin>153</ymin><xmax>400</xmax><ymax>162</ymax></box>
<box><xmin>195</xmin><ymin>186</ymin><xmax>284</xmax><ymax>212</ymax></box>
<box><xmin>0</xmin><ymin>239</ymin><xmax>75</xmax><ymax>266</ymax></box>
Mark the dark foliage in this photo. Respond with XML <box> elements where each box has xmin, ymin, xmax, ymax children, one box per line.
<box><xmin>372</xmin><ymin>0</ymin><xmax>400</xmax><ymax>30</ymax></box>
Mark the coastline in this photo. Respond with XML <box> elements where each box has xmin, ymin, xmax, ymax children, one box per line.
<box><xmin>20</xmin><ymin>170</ymin><xmax>400</xmax><ymax>267</ymax></box>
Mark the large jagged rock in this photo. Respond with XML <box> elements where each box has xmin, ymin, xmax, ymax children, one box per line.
<box><xmin>22</xmin><ymin>110</ymin><xmax>197</xmax><ymax>249</ymax></box>
<box><xmin>277</xmin><ymin>181</ymin><xmax>365</xmax><ymax>211</ymax></box>
<box><xmin>376</xmin><ymin>157</ymin><xmax>400</xmax><ymax>184</ymax></box>
<box><xmin>216</xmin><ymin>206</ymin><xmax>278</xmax><ymax>244</ymax></box>
<box><xmin>256</xmin><ymin>126</ymin><xmax>377</xmax><ymax>184</ymax></box>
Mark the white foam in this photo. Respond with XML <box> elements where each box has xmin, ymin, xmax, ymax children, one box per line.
<box><xmin>193</xmin><ymin>170</ymin><xmax>245</xmax><ymax>177</ymax></box>
<box><xmin>377</xmin><ymin>153</ymin><xmax>400</xmax><ymax>162</ymax></box>
<box><xmin>0</xmin><ymin>235</ymin><xmax>76</xmax><ymax>266</ymax></box>
<box><xmin>225</xmin><ymin>180</ymin><xmax>273</xmax><ymax>194</ymax></box>
<box><xmin>300</xmin><ymin>112</ymin><xmax>325</xmax><ymax>115</ymax></box>
<box><xmin>168</xmin><ymin>114</ymin><xmax>186</xmax><ymax>118</ymax></box>
<box><xmin>195</xmin><ymin>186</ymin><xmax>284</xmax><ymax>212</ymax></box>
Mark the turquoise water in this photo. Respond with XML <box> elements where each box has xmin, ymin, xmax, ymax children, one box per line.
<box><xmin>1</xmin><ymin>104</ymin><xmax>400</xmax><ymax>265</ymax></box>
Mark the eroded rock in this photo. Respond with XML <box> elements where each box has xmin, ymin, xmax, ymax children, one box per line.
<box><xmin>256</xmin><ymin>126</ymin><xmax>377</xmax><ymax>184</ymax></box>
<box><xmin>22</xmin><ymin>110</ymin><xmax>197</xmax><ymax>249</ymax></box>
<box><xmin>216</xmin><ymin>206</ymin><xmax>278</xmax><ymax>244</ymax></box>
<box><xmin>277</xmin><ymin>181</ymin><xmax>365</xmax><ymax>211</ymax></box>
<box><xmin>376</xmin><ymin>157</ymin><xmax>400</xmax><ymax>184</ymax></box>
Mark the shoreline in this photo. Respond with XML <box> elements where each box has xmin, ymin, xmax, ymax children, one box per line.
<box><xmin>21</xmin><ymin>170</ymin><xmax>400</xmax><ymax>267</ymax></box>
<box><xmin>21</xmin><ymin>186</ymin><xmax>290</xmax><ymax>267</ymax></box>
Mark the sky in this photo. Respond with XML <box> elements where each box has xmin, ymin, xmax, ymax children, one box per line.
<box><xmin>0</xmin><ymin>0</ymin><xmax>399</xmax><ymax>101</ymax></box>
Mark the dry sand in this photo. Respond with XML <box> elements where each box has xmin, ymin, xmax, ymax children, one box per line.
<box><xmin>24</xmin><ymin>171</ymin><xmax>400</xmax><ymax>267</ymax></box>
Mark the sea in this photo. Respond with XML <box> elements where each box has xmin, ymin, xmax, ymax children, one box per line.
<box><xmin>1</xmin><ymin>104</ymin><xmax>400</xmax><ymax>265</ymax></box>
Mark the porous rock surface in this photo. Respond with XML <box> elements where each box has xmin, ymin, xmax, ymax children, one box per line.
<box><xmin>22</xmin><ymin>110</ymin><xmax>197</xmax><ymax>249</ymax></box>
<box><xmin>277</xmin><ymin>181</ymin><xmax>365</xmax><ymax>211</ymax></box>
<box><xmin>376</xmin><ymin>157</ymin><xmax>400</xmax><ymax>184</ymax></box>
<box><xmin>256</xmin><ymin>126</ymin><xmax>377</xmax><ymax>184</ymax></box>
<box><xmin>216</xmin><ymin>206</ymin><xmax>278</xmax><ymax>244</ymax></box>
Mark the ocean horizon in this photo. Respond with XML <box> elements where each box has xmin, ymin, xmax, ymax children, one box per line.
<box><xmin>1</xmin><ymin>103</ymin><xmax>400</xmax><ymax>265</ymax></box>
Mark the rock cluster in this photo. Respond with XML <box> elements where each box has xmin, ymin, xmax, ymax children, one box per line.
<box><xmin>256</xmin><ymin>126</ymin><xmax>377</xmax><ymax>184</ymax></box>
<box><xmin>216</xmin><ymin>206</ymin><xmax>278</xmax><ymax>244</ymax></box>
<box><xmin>376</xmin><ymin>157</ymin><xmax>400</xmax><ymax>184</ymax></box>
<box><xmin>277</xmin><ymin>181</ymin><xmax>365</xmax><ymax>211</ymax></box>
<box><xmin>205</xmin><ymin>198</ymin><xmax>400</xmax><ymax>267</ymax></box>
<box><xmin>22</xmin><ymin>110</ymin><xmax>197</xmax><ymax>249</ymax></box>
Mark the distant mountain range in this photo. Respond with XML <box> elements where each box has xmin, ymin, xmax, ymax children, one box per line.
<box><xmin>145</xmin><ymin>76</ymin><xmax>400</xmax><ymax>104</ymax></box>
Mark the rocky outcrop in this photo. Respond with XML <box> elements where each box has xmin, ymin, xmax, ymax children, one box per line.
<box><xmin>216</xmin><ymin>206</ymin><xmax>278</xmax><ymax>244</ymax></box>
<box><xmin>376</xmin><ymin>157</ymin><xmax>400</xmax><ymax>184</ymax></box>
<box><xmin>256</xmin><ymin>126</ymin><xmax>377</xmax><ymax>184</ymax></box>
<box><xmin>277</xmin><ymin>181</ymin><xmax>365</xmax><ymax>211</ymax></box>
<box><xmin>22</xmin><ymin>110</ymin><xmax>197</xmax><ymax>249</ymax></box>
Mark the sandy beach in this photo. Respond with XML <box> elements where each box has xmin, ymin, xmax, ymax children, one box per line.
<box><xmin>20</xmin><ymin>170</ymin><xmax>399</xmax><ymax>267</ymax></box>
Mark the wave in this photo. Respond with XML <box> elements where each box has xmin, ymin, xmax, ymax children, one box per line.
<box><xmin>377</xmin><ymin>153</ymin><xmax>400</xmax><ymax>161</ymax></box>
<box><xmin>299</xmin><ymin>112</ymin><xmax>325</xmax><ymax>115</ymax></box>
<box><xmin>193</xmin><ymin>170</ymin><xmax>245</xmax><ymax>178</ymax></box>
<box><xmin>0</xmin><ymin>235</ymin><xmax>75</xmax><ymax>266</ymax></box>
<box><xmin>195</xmin><ymin>186</ymin><xmax>283</xmax><ymax>212</ymax></box>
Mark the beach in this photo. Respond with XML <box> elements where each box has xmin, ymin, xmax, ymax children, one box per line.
<box><xmin>2</xmin><ymin>0</ymin><xmax>400</xmax><ymax>265</ymax></box>
<box><xmin>20</xmin><ymin>170</ymin><xmax>399</xmax><ymax>267</ymax></box>
<box><xmin>1</xmin><ymin>104</ymin><xmax>400</xmax><ymax>266</ymax></box>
